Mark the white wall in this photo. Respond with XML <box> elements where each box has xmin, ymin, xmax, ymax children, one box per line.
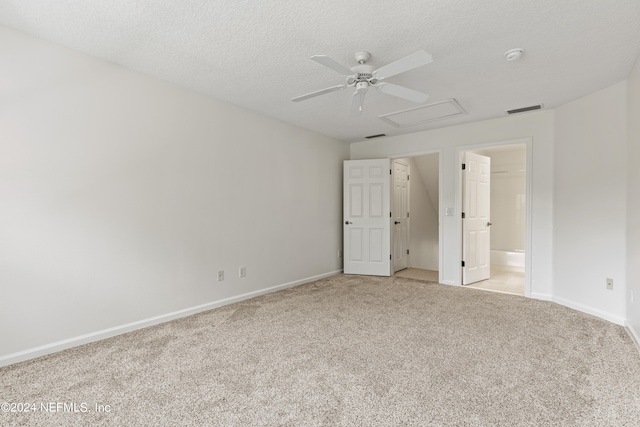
<box><xmin>476</xmin><ymin>146</ymin><xmax>527</xmax><ymax>252</ymax></box>
<box><xmin>627</xmin><ymin>56</ymin><xmax>640</xmax><ymax>341</ymax></box>
<box><xmin>0</xmin><ymin>27</ymin><xmax>349</xmax><ymax>364</ymax></box>
<box><xmin>553</xmin><ymin>81</ymin><xmax>627</xmax><ymax>324</ymax></box>
<box><xmin>351</xmin><ymin>110</ymin><xmax>554</xmax><ymax>298</ymax></box>
<box><xmin>405</xmin><ymin>156</ymin><xmax>439</xmax><ymax>271</ymax></box>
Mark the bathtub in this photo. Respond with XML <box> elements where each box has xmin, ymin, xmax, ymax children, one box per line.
<box><xmin>491</xmin><ymin>249</ymin><xmax>525</xmax><ymax>268</ymax></box>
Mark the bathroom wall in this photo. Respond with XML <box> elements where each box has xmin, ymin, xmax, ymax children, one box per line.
<box><xmin>474</xmin><ymin>146</ymin><xmax>527</xmax><ymax>252</ymax></box>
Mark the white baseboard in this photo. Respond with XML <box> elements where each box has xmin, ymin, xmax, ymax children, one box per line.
<box><xmin>0</xmin><ymin>270</ymin><xmax>342</xmax><ymax>368</ymax></box>
<box><xmin>626</xmin><ymin>322</ymin><xmax>640</xmax><ymax>354</ymax></box>
<box><xmin>530</xmin><ymin>292</ymin><xmax>553</xmax><ymax>301</ymax></box>
<box><xmin>552</xmin><ymin>296</ymin><xmax>626</xmax><ymax>326</ymax></box>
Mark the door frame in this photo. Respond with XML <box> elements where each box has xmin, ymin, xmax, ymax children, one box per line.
<box><xmin>456</xmin><ymin>139</ymin><xmax>532</xmax><ymax>297</ymax></box>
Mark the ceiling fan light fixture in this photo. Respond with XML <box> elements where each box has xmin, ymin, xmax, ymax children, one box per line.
<box><xmin>504</xmin><ymin>48</ymin><xmax>524</xmax><ymax>61</ymax></box>
<box><xmin>355</xmin><ymin>81</ymin><xmax>369</xmax><ymax>91</ymax></box>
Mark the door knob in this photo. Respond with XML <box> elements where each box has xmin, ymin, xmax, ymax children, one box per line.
<box><xmin>394</xmin><ymin>221</ymin><xmax>401</xmax><ymax>224</ymax></box>
<box><xmin>487</xmin><ymin>222</ymin><xmax>493</xmax><ymax>226</ymax></box>
<box><xmin>345</xmin><ymin>221</ymin><xmax>352</xmax><ymax>225</ymax></box>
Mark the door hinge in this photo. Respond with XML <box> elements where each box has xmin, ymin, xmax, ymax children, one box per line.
<box><xmin>390</xmin><ymin>254</ymin><xmax>392</xmax><ymax>260</ymax></box>
<box><xmin>462</xmin><ymin>212</ymin><xmax>465</xmax><ymax>219</ymax></box>
<box><xmin>407</xmin><ymin>249</ymin><xmax>410</xmax><ymax>255</ymax></box>
<box><xmin>390</xmin><ymin>212</ymin><xmax>392</xmax><ymax>218</ymax></box>
<box><xmin>407</xmin><ymin>175</ymin><xmax>410</xmax><ymax>181</ymax></box>
<box><xmin>390</xmin><ymin>169</ymin><xmax>392</xmax><ymax>175</ymax></box>
<box><xmin>462</xmin><ymin>163</ymin><xmax>466</xmax><ymax>170</ymax></box>
<box><xmin>407</xmin><ymin>212</ymin><xmax>410</xmax><ymax>218</ymax></box>
<box><xmin>462</xmin><ymin>261</ymin><xmax>465</xmax><ymax>267</ymax></box>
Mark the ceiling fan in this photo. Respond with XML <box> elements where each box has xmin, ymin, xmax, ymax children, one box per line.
<box><xmin>292</xmin><ymin>50</ymin><xmax>433</xmax><ymax>117</ymax></box>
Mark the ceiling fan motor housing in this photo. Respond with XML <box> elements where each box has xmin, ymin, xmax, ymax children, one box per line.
<box><xmin>350</xmin><ymin>63</ymin><xmax>376</xmax><ymax>85</ymax></box>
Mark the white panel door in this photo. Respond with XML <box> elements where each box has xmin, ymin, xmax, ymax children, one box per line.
<box><xmin>392</xmin><ymin>160</ymin><xmax>409</xmax><ymax>272</ymax></box>
<box><xmin>344</xmin><ymin>159</ymin><xmax>391</xmax><ymax>276</ymax></box>
<box><xmin>462</xmin><ymin>152</ymin><xmax>491</xmax><ymax>284</ymax></box>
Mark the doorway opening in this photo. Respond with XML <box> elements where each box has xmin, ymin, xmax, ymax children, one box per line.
<box><xmin>392</xmin><ymin>154</ymin><xmax>441</xmax><ymax>283</ymax></box>
<box><xmin>461</xmin><ymin>144</ymin><xmax>527</xmax><ymax>296</ymax></box>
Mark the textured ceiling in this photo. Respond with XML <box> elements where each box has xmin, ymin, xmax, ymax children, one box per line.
<box><xmin>1</xmin><ymin>0</ymin><xmax>639</xmax><ymax>143</ymax></box>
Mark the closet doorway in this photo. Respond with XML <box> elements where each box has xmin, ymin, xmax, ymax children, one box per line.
<box><xmin>393</xmin><ymin>153</ymin><xmax>441</xmax><ymax>283</ymax></box>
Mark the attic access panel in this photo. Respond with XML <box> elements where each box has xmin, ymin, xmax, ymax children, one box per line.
<box><xmin>378</xmin><ymin>99</ymin><xmax>467</xmax><ymax>128</ymax></box>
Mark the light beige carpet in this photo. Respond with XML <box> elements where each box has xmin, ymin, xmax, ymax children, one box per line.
<box><xmin>2</xmin><ymin>274</ymin><xmax>640</xmax><ymax>426</ymax></box>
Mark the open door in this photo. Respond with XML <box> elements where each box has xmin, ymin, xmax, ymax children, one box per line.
<box><xmin>392</xmin><ymin>159</ymin><xmax>410</xmax><ymax>272</ymax></box>
<box><xmin>343</xmin><ymin>159</ymin><xmax>391</xmax><ymax>276</ymax></box>
<box><xmin>462</xmin><ymin>152</ymin><xmax>491</xmax><ymax>284</ymax></box>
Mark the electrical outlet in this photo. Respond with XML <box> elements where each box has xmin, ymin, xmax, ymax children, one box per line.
<box><xmin>338</xmin><ymin>250</ymin><xmax>343</xmax><ymax>258</ymax></box>
<box><xmin>606</xmin><ymin>278</ymin><xmax>613</xmax><ymax>290</ymax></box>
<box><xmin>239</xmin><ymin>266</ymin><xmax>246</xmax><ymax>277</ymax></box>
<box><xmin>217</xmin><ymin>270</ymin><xmax>224</xmax><ymax>282</ymax></box>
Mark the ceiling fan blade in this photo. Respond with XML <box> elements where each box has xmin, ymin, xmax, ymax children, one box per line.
<box><xmin>311</xmin><ymin>55</ymin><xmax>354</xmax><ymax>76</ymax></box>
<box><xmin>350</xmin><ymin>90</ymin><xmax>366</xmax><ymax>117</ymax></box>
<box><xmin>291</xmin><ymin>84</ymin><xmax>347</xmax><ymax>102</ymax></box>
<box><xmin>377</xmin><ymin>82</ymin><xmax>429</xmax><ymax>104</ymax></box>
<box><xmin>373</xmin><ymin>50</ymin><xmax>433</xmax><ymax>79</ymax></box>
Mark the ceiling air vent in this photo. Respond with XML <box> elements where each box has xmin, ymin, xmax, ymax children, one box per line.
<box><xmin>365</xmin><ymin>133</ymin><xmax>386</xmax><ymax>139</ymax></box>
<box><xmin>506</xmin><ymin>104</ymin><xmax>543</xmax><ymax>115</ymax></box>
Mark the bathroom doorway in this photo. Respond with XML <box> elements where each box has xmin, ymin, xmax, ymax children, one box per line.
<box><xmin>462</xmin><ymin>144</ymin><xmax>527</xmax><ymax>295</ymax></box>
